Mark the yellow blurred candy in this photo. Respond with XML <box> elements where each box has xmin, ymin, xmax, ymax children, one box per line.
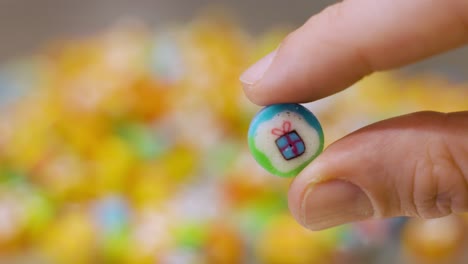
<box><xmin>159</xmin><ymin>145</ymin><xmax>198</xmax><ymax>184</ymax></box>
<box><xmin>55</xmin><ymin>115</ymin><xmax>109</xmax><ymax>156</ymax></box>
<box><xmin>4</xmin><ymin>96</ymin><xmax>57</xmax><ymax>170</ymax></box>
<box><xmin>39</xmin><ymin>209</ymin><xmax>96</xmax><ymax>264</ymax></box>
<box><xmin>90</xmin><ymin>136</ymin><xmax>135</xmax><ymax>195</ymax></box>
<box><xmin>203</xmin><ymin>222</ymin><xmax>245</xmax><ymax>264</ymax></box>
<box><xmin>129</xmin><ymin>146</ymin><xmax>197</xmax><ymax>207</ymax></box>
<box><xmin>130</xmin><ymin>164</ymin><xmax>175</xmax><ymax>207</ymax></box>
<box><xmin>402</xmin><ymin>215</ymin><xmax>467</xmax><ymax>263</ymax></box>
<box><xmin>257</xmin><ymin>214</ymin><xmax>340</xmax><ymax>264</ymax></box>
<box><xmin>24</xmin><ymin>193</ymin><xmax>55</xmax><ymax>239</ymax></box>
<box><xmin>125</xmin><ymin>80</ymin><xmax>171</xmax><ymax>121</ymax></box>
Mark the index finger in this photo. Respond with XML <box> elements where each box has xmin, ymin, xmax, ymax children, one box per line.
<box><xmin>241</xmin><ymin>0</ymin><xmax>468</xmax><ymax>105</ymax></box>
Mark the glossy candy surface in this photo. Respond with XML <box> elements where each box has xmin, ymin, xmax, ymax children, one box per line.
<box><xmin>248</xmin><ymin>104</ymin><xmax>324</xmax><ymax>177</ymax></box>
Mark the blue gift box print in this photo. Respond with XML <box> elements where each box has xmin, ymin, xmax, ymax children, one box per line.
<box><xmin>271</xmin><ymin>121</ymin><xmax>306</xmax><ymax>161</ymax></box>
<box><xmin>275</xmin><ymin>130</ymin><xmax>306</xmax><ymax>160</ymax></box>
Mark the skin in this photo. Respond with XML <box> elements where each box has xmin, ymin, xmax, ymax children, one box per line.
<box><xmin>240</xmin><ymin>0</ymin><xmax>468</xmax><ymax>230</ymax></box>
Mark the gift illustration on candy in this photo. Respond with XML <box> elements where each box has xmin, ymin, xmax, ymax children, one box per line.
<box><xmin>272</xmin><ymin>121</ymin><xmax>305</xmax><ymax>160</ymax></box>
<box><xmin>249</xmin><ymin>103</ymin><xmax>324</xmax><ymax>177</ymax></box>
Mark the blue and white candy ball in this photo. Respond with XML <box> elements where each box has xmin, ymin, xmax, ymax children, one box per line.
<box><xmin>248</xmin><ymin>104</ymin><xmax>324</xmax><ymax>177</ymax></box>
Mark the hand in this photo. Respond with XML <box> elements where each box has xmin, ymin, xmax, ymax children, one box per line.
<box><xmin>241</xmin><ymin>0</ymin><xmax>468</xmax><ymax>230</ymax></box>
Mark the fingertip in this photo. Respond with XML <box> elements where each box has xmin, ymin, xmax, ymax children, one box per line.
<box><xmin>240</xmin><ymin>50</ymin><xmax>279</xmax><ymax>106</ymax></box>
<box><xmin>241</xmin><ymin>82</ymin><xmax>270</xmax><ymax>106</ymax></box>
<box><xmin>242</xmin><ymin>0</ymin><xmax>468</xmax><ymax>105</ymax></box>
<box><xmin>240</xmin><ymin>50</ymin><xmax>278</xmax><ymax>87</ymax></box>
<box><xmin>241</xmin><ymin>2</ymin><xmax>372</xmax><ymax>105</ymax></box>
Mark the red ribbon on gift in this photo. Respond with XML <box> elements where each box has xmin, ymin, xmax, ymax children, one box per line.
<box><xmin>271</xmin><ymin>121</ymin><xmax>292</xmax><ymax>136</ymax></box>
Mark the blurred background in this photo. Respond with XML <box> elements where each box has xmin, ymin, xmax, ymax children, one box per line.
<box><xmin>0</xmin><ymin>1</ymin><xmax>467</xmax><ymax>263</ymax></box>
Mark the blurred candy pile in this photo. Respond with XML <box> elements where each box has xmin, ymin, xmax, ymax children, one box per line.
<box><xmin>0</xmin><ymin>15</ymin><xmax>467</xmax><ymax>264</ymax></box>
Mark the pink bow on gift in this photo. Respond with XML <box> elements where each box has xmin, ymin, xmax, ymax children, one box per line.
<box><xmin>271</xmin><ymin>121</ymin><xmax>292</xmax><ymax>136</ymax></box>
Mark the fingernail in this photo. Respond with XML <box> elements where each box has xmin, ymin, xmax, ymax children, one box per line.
<box><xmin>301</xmin><ymin>180</ymin><xmax>374</xmax><ymax>230</ymax></box>
<box><xmin>240</xmin><ymin>50</ymin><xmax>277</xmax><ymax>87</ymax></box>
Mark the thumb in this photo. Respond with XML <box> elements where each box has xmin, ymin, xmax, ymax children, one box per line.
<box><xmin>241</xmin><ymin>0</ymin><xmax>468</xmax><ymax>105</ymax></box>
<box><xmin>288</xmin><ymin>111</ymin><xmax>468</xmax><ymax>230</ymax></box>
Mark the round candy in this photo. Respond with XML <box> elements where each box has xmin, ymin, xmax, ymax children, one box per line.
<box><xmin>248</xmin><ymin>104</ymin><xmax>324</xmax><ymax>177</ymax></box>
